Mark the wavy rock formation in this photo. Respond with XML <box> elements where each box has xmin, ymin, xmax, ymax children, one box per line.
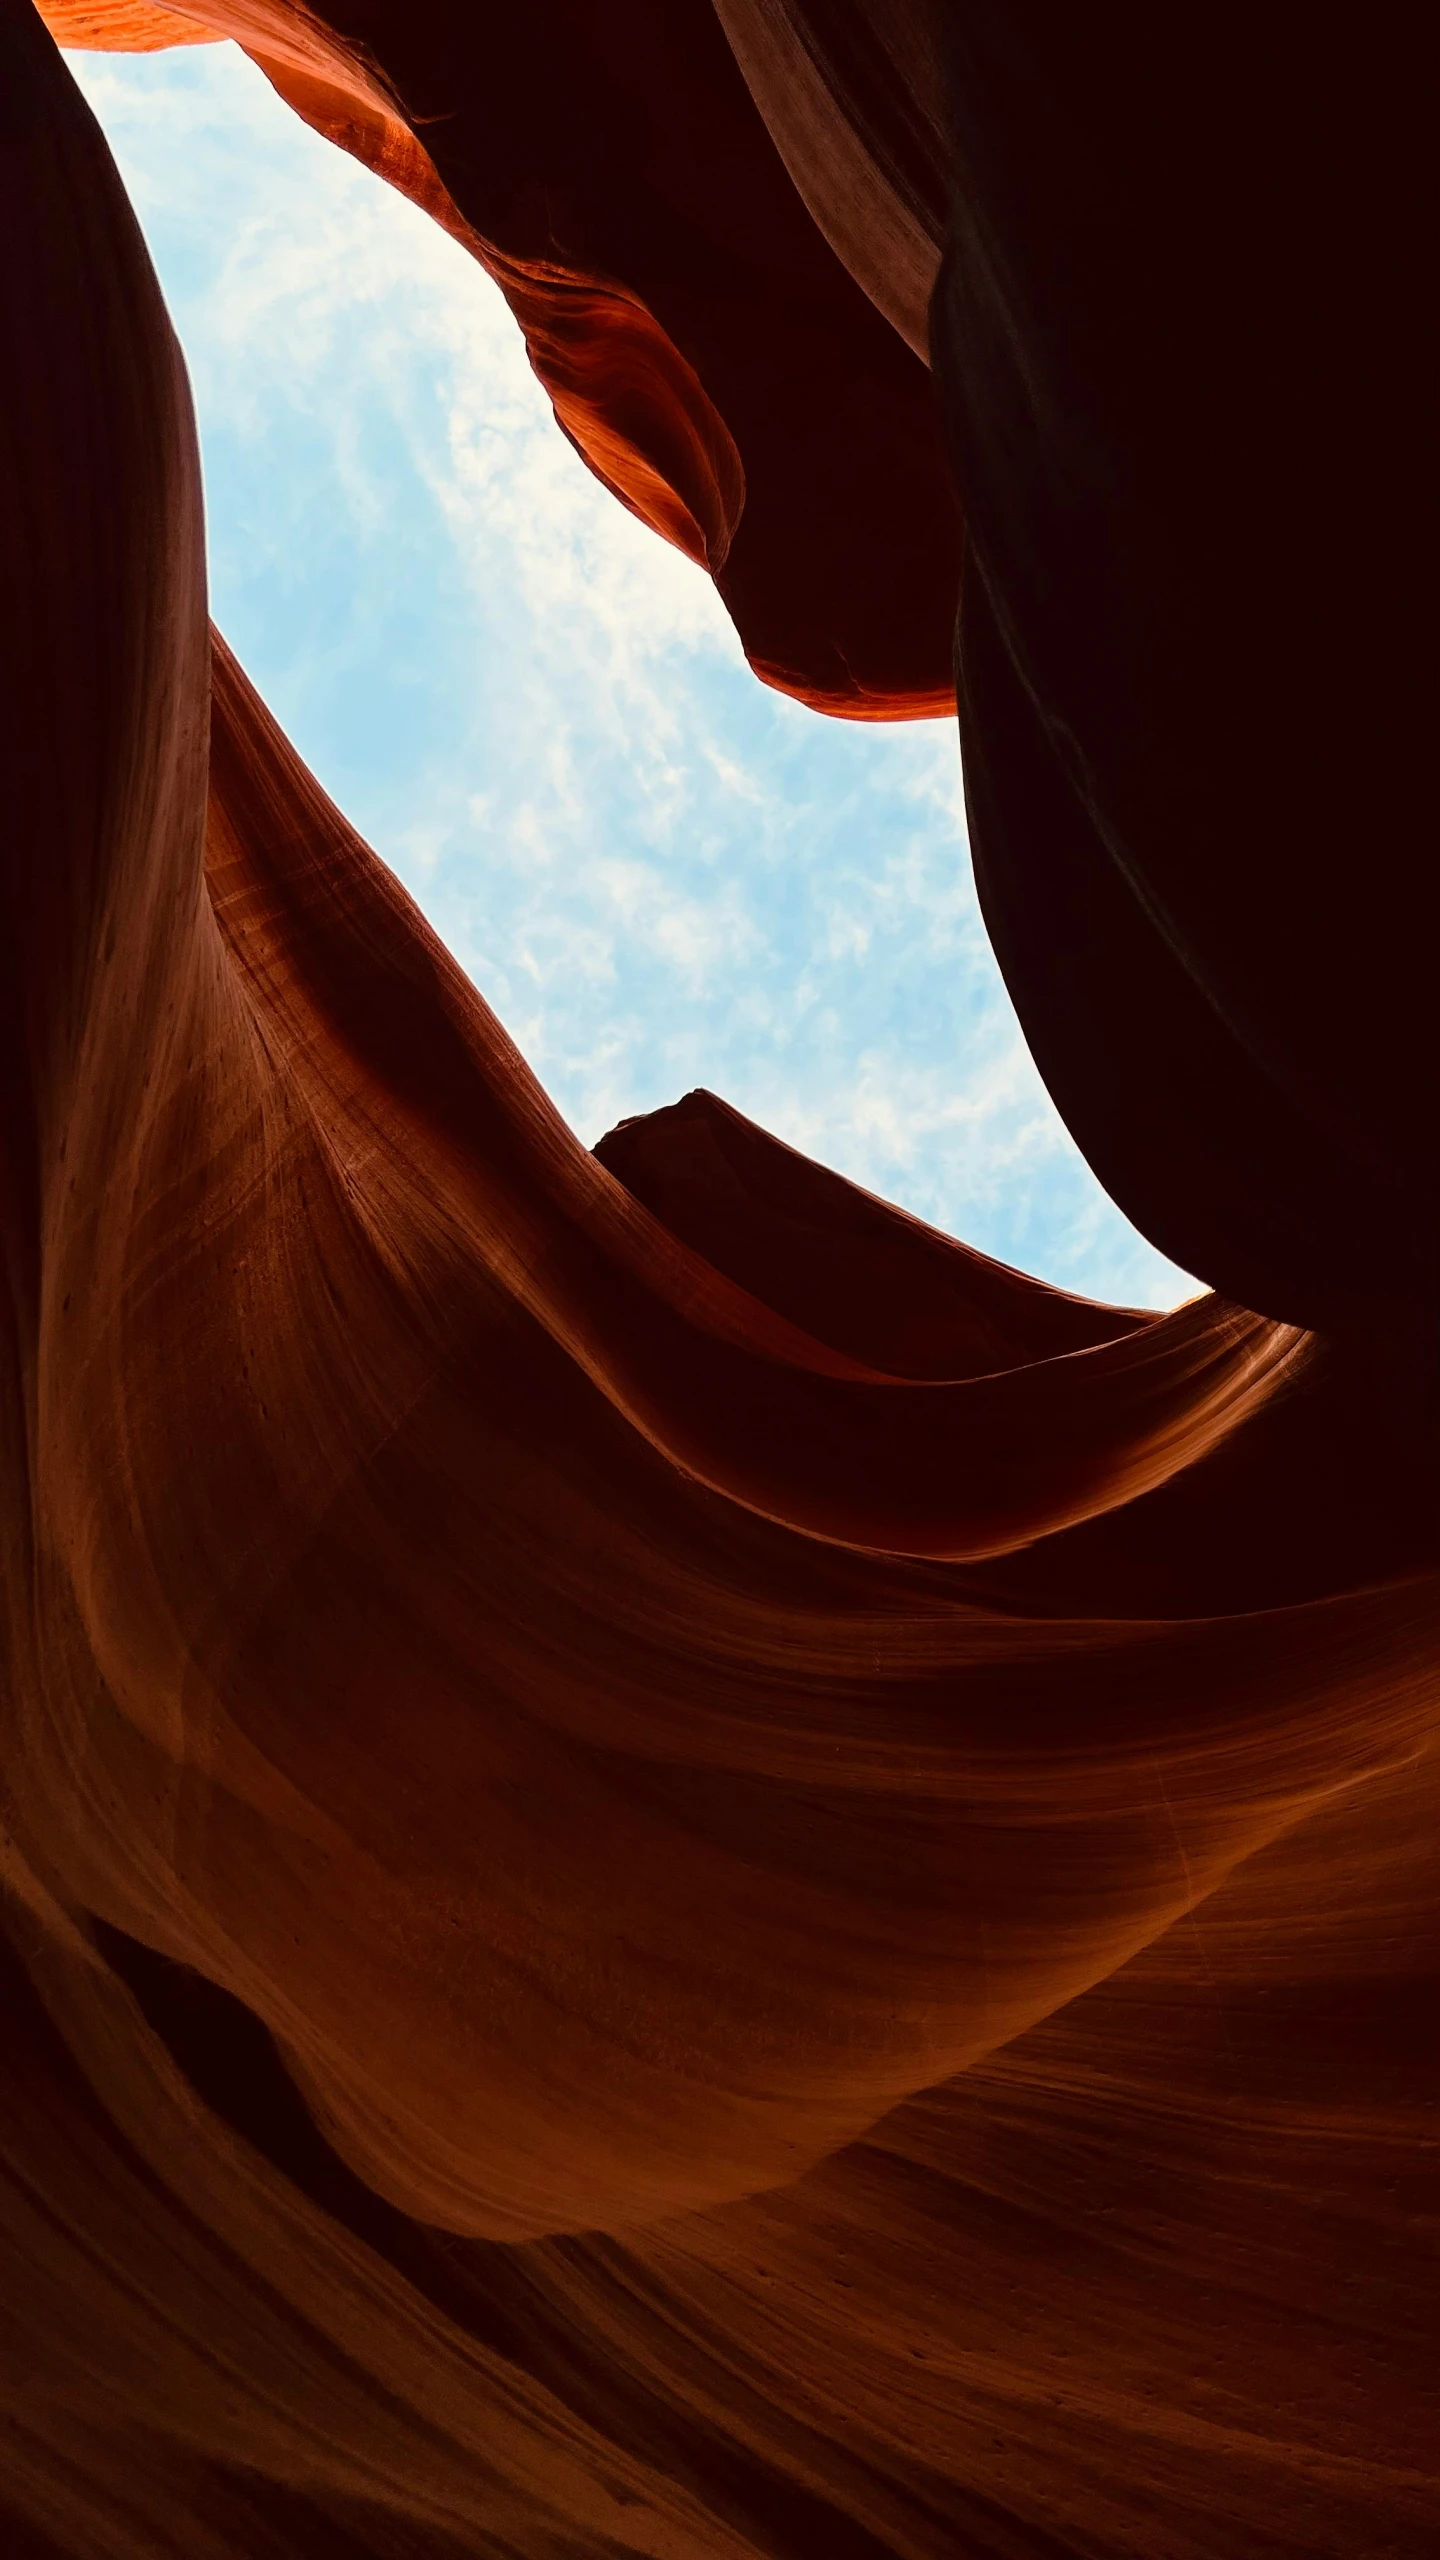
<box><xmin>40</xmin><ymin>0</ymin><xmax>960</xmax><ymax>716</ymax></box>
<box><xmin>3</xmin><ymin>5</ymin><xmax>1436</xmax><ymax>2555</ymax></box>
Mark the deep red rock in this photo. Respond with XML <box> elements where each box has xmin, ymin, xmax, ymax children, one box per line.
<box><xmin>2</xmin><ymin>7</ymin><xmax>1435</xmax><ymax>2555</ymax></box>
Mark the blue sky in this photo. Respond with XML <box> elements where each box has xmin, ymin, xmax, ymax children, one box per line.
<box><xmin>72</xmin><ymin>39</ymin><xmax>1187</xmax><ymax>1308</ymax></box>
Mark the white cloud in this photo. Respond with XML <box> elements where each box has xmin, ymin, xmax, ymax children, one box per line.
<box><xmin>71</xmin><ymin>40</ymin><xmax>1191</xmax><ymax>1312</ymax></box>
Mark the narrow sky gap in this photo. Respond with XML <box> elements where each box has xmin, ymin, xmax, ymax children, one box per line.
<box><xmin>74</xmin><ymin>39</ymin><xmax>1189</xmax><ymax>1308</ymax></box>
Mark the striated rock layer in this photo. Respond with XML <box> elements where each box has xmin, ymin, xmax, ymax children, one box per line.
<box><xmin>3</xmin><ymin>6</ymin><xmax>1436</xmax><ymax>2556</ymax></box>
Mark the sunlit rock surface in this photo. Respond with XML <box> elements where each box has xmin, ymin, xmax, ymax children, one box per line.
<box><xmin>3</xmin><ymin>7</ymin><xmax>1436</xmax><ymax>2554</ymax></box>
